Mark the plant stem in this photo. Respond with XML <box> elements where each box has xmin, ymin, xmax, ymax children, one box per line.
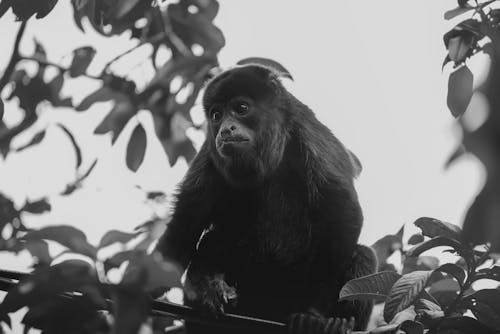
<box><xmin>0</xmin><ymin>20</ymin><xmax>27</xmax><ymax>91</ymax></box>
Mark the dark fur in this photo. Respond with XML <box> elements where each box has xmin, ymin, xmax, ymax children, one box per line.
<box><xmin>156</xmin><ymin>65</ymin><xmax>376</xmax><ymax>333</ymax></box>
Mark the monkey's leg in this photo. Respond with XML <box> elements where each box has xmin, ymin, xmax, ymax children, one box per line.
<box><xmin>332</xmin><ymin>244</ymin><xmax>378</xmax><ymax>330</ymax></box>
<box><xmin>287</xmin><ymin>245</ymin><xmax>377</xmax><ymax>334</ymax></box>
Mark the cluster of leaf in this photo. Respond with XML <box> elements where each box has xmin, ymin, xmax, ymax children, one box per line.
<box><xmin>0</xmin><ymin>192</ymin><xmax>51</xmax><ymax>252</ymax></box>
<box><xmin>0</xmin><ymin>0</ymin><xmax>224</xmax><ymax>174</ymax></box>
<box><xmin>442</xmin><ymin>0</ymin><xmax>500</xmax><ymax>252</ymax></box>
<box><xmin>341</xmin><ymin>217</ymin><xmax>500</xmax><ymax>334</ymax></box>
<box><xmin>0</xmin><ymin>191</ymin><xmax>183</xmax><ymax>334</ymax></box>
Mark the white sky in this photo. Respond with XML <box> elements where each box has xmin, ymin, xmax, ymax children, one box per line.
<box><xmin>0</xmin><ymin>0</ymin><xmax>486</xmax><ymax>267</ymax></box>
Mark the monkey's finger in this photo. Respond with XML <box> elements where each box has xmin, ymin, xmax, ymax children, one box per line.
<box><xmin>347</xmin><ymin>317</ymin><xmax>355</xmax><ymax>331</ymax></box>
<box><xmin>324</xmin><ymin>317</ymin><xmax>355</xmax><ymax>334</ymax></box>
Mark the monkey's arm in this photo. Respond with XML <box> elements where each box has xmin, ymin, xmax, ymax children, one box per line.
<box><xmin>184</xmin><ymin>230</ymin><xmax>237</xmax><ymax>314</ymax></box>
<box><xmin>156</xmin><ymin>144</ymin><xmax>217</xmax><ymax>270</ymax></box>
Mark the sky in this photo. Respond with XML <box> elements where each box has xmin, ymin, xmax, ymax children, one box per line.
<box><xmin>0</xmin><ymin>0</ymin><xmax>486</xmax><ymax>266</ymax></box>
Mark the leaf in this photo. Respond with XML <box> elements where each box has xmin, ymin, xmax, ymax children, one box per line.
<box><xmin>402</xmin><ymin>256</ymin><xmax>440</xmax><ymax>274</ymax></box>
<box><xmin>23</xmin><ymin>225</ymin><xmax>97</xmax><ymax>259</ymax></box>
<box><xmin>415</xmin><ymin>298</ymin><xmax>441</xmax><ymax>313</ymax></box>
<box><xmin>407</xmin><ymin>233</ymin><xmax>424</xmax><ymax>245</ymax></box>
<box><xmin>47</xmin><ymin>71</ymin><xmax>71</xmax><ymax>108</ymax></box>
<box><xmin>98</xmin><ymin>230</ymin><xmax>138</xmax><ymax>249</ymax></box>
<box><xmin>23</xmin><ymin>240</ymin><xmax>52</xmax><ymax>266</ymax></box>
<box><xmin>437</xmin><ymin>316</ymin><xmax>499</xmax><ymax>333</ymax></box>
<box><xmin>69</xmin><ymin>46</ymin><xmax>96</xmax><ymax>78</ymax></box>
<box><xmin>384</xmin><ymin>271</ymin><xmax>433</xmax><ymax>323</ymax></box>
<box><xmin>370</xmin><ymin>307</ymin><xmax>417</xmax><ymax>333</ymax></box>
<box><xmin>413</xmin><ymin>217</ymin><xmax>462</xmax><ymax>240</ymax></box>
<box><xmin>414</xmin><ymin>295</ymin><xmax>444</xmax><ymax>327</ymax></box>
<box><xmin>0</xmin><ymin>311</ymin><xmax>11</xmax><ymax>328</ymax></box>
<box><xmin>428</xmin><ymin>277</ymin><xmax>460</xmax><ymax>307</ymax></box>
<box><xmin>103</xmin><ymin>250</ymin><xmax>136</xmax><ymax>273</ymax></box>
<box><xmin>458</xmin><ymin>0</ymin><xmax>470</xmax><ymax>8</ymax></box>
<box><xmin>94</xmin><ymin>101</ymin><xmax>136</xmax><ymax>143</ymax></box>
<box><xmin>447</xmin><ymin>65</ymin><xmax>474</xmax><ymax>118</ymax></box>
<box><xmin>15</xmin><ymin>130</ymin><xmax>46</xmax><ymax>152</ymax></box>
<box><xmin>436</xmin><ymin>263</ymin><xmax>466</xmax><ymax>287</ymax></box>
<box><xmin>115</xmin><ymin>250</ymin><xmax>183</xmax><ymax>291</ymax></box>
<box><xmin>371</xmin><ymin>226</ymin><xmax>404</xmax><ymax>271</ymax></box>
<box><xmin>0</xmin><ymin>260</ymin><xmax>97</xmax><ymax>314</ymax></box>
<box><xmin>115</xmin><ymin>0</ymin><xmax>141</xmax><ymax>19</ymax></box>
<box><xmin>0</xmin><ymin>1</ymin><xmax>10</xmax><ymax>19</ymax></box>
<box><xmin>339</xmin><ymin>271</ymin><xmax>401</xmax><ymax>303</ymax></box>
<box><xmin>465</xmin><ymin>289</ymin><xmax>500</xmax><ymax>330</ymax></box>
<box><xmin>6</xmin><ymin>0</ymin><xmax>59</xmax><ymax>20</ymax></box>
<box><xmin>75</xmin><ymin>86</ymin><xmax>118</xmax><ymax>111</ymax></box>
<box><xmin>406</xmin><ymin>237</ymin><xmax>463</xmax><ymax>257</ymax></box>
<box><xmin>442</xmin><ymin>54</ymin><xmax>452</xmax><ymax>71</ymax></box>
<box><xmin>399</xmin><ymin>320</ymin><xmax>423</xmax><ymax>334</ymax></box>
<box><xmin>126</xmin><ymin>123</ymin><xmax>147</xmax><ymax>172</ymax></box>
<box><xmin>476</xmin><ymin>266</ymin><xmax>500</xmax><ymax>282</ymax></box>
<box><xmin>448</xmin><ymin>35</ymin><xmax>474</xmax><ymax>63</ymax></box>
<box><xmin>35</xmin><ymin>0</ymin><xmax>58</xmax><ymax>19</ymax></box>
<box><xmin>111</xmin><ymin>288</ymin><xmax>150</xmax><ymax>334</ymax></box>
<box><xmin>56</xmin><ymin>123</ymin><xmax>82</xmax><ymax>168</ymax></box>
<box><xmin>21</xmin><ymin>295</ymin><xmax>107</xmax><ymax>334</ymax></box>
<box><xmin>146</xmin><ymin>191</ymin><xmax>166</xmax><ymax>200</ymax></box>
<box><xmin>443</xmin><ymin>19</ymin><xmax>482</xmax><ymax>48</ymax></box>
<box><xmin>167</xmin><ymin>0</ymin><xmax>225</xmax><ymax>55</ymax></box>
<box><xmin>21</xmin><ymin>198</ymin><xmax>51</xmax><ymax>214</ymax></box>
<box><xmin>0</xmin><ymin>97</ymin><xmax>4</xmax><ymax>120</ymax></box>
<box><xmin>445</xmin><ymin>145</ymin><xmax>466</xmax><ymax>169</ymax></box>
<box><xmin>444</xmin><ymin>6</ymin><xmax>473</xmax><ymax>20</ymax></box>
<box><xmin>236</xmin><ymin>57</ymin><xmax>293</xmax><ymax>80</ymax></box>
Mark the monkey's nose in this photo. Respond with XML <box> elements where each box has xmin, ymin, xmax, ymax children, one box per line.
<box><xmin>220</xmin><ymin>128</ymin><xmax>232</xmax><ymax>139</ymax></box>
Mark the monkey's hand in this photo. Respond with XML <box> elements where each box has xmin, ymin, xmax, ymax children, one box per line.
<box><xmin>287</xmin><ymin>313</ymin><xmax>355</xmax><ymax>334</ymax></box>
<box><xmin>184</xmin><ymin>273</ymin><xmax>237</xmax><ymax>316</ymax></box>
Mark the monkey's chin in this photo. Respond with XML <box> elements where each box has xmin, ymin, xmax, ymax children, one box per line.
<box><xmin>217</xmin><ymin>141</ymin><xmax>252</xmax><ymax>157</ymax></box>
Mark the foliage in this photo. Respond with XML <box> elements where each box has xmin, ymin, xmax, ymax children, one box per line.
<box><xmin>442</xmin><ymin>0</ymin><xmax>500</xmax><ymax>252</ymax></box>
<box><xmin>342</xmin><ymin>217</ymin><xmax>500</xmax><ymax>334</ymax></box>
<box><xmin>0</xmin><ymin>0</ymin><xmax>225</xmax><ymax>167</ymax></box>
<box><xmin>0</xmin><ymin>0</ymin><xmax>224</xmax><ymax>332</ymax></box>
<box><xmin>0</xmin><ymin>187</ymin><xmax>186</xmax><ymax>333</ymax></box>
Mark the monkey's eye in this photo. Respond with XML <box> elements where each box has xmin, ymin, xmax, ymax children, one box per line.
<box><xmin>234</xmin><ymin>101</ymin><xmax>250</xmax><ymax>115</ymax></box>
<box><xmin>210</xmin><ymin>110</ymin><xmax>222</xmax><ymax>122</ymax></box>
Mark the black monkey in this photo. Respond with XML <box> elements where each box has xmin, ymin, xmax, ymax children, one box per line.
<box><xmin>156</xmin><ymin>64</ymin><xmax>377</xmax><ymax>333</ymax></box>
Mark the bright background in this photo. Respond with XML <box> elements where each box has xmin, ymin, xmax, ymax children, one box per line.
<box><xmin>0</xmin><ymin>0</ymin><xmax>484</xmax><ymax>267</ymax></box>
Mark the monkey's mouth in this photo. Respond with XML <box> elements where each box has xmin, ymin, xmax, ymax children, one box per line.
<box><xmin>217</xmin><ymin>136</ymin><xmax>251</xmax><ymax>156</ymax></box>
<box><xmin>221</xmin><ymin>136</ymin><xmax>250</xmax><ymax>143</ymax></box>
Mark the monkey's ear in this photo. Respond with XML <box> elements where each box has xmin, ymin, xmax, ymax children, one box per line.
<box><xmin>236</xmin><ymin>57</ymin><xmax>293</xmax><ymax>81</ymax></box>
<box><xmin>347</xmin><ymin>150</ymin><xmax>362</xmax><ymax>178</ymax></box>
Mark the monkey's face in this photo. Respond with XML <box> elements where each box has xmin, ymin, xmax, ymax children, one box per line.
<box><xmin>209</xmin><ymin>97</ymin><xmax>256</xmax><ymax>159</ymax></box>
<box><xmin>203</xmin><ymin>65</ymin><xmax>288</xmax><ymax>185</ymax></box>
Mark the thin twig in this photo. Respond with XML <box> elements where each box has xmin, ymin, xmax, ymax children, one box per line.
<box><xmin>0</xmin><ymin>20</ymin><xmax>28</xmax><ymax>91</ymax></box>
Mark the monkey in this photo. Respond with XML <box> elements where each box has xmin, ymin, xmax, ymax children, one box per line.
<box><xmin>156</xmin><ymin>63</ymin><xmax>377</xmax><ymax>334</ymax></box>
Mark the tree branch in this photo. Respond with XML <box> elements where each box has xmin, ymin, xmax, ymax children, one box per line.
<box><xmin>0</xmin><ymin>20</ymin><xmax>28</xmax><ymax>92</ymax></box>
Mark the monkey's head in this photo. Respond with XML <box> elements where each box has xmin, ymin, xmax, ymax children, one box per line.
<box><xmin>202</xmin><ymin>65</ymin><xmax>290</xmax><ymax>186</ymax></box>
